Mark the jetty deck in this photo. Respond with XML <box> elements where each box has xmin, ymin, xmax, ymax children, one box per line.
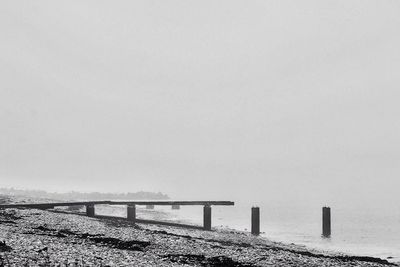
<box><xmin>0</xmin><ymin>200</ymin><xmax>234</xmax><ymax>230</ymax></box>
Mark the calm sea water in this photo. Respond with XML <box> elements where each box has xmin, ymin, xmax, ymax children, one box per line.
<box><xmin>97</xmin><ymin>202</ymin><xmax>400</xmax><ymax>263</ymax></box>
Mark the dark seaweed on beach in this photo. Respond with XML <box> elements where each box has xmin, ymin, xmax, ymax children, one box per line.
<box><xmin>256</xmin><ymin>244</ymin><xmax>396</xmax><ymax>266</ymax></box>
<box><xmin>90</xmin><ymin>237</ymin><xmax>150</xmax><ymax>251</ymax></box>
<box><xmin>164</xmin><ymin>254</ymin><xmax>257</xmax><ymax>267</ymax></box>
<box><xmin>0</xmin><ymin>210</ymin><xmax>21</xmax><ymax>221</ymax></box>
<box><xmin>0</xmin><ymin>241</ymin><xmax>12</xmax><ymax>252</ymax></box>
<box><xmin>34</xmin><ymin>225</ymin><xmax>53</xmax><ymax>232</ymax></box>
<box><xmin>32</xmin><ymin>226</ymin><xmax>150</xmax><ymax>251</ymax></box>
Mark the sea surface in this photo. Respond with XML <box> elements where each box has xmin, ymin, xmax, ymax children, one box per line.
<box><xmin>97</xmin><ymin>202</ymin><xmax>400</xmax><ymax>263</ymax></box>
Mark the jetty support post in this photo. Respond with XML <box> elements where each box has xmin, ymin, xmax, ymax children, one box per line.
<box><xmin>127</xmin><ymin>204</ymin><xmax>136</xmax><ymax>221</ymax></box>
<box><xmin>322</xmin><ymin>207</ymin><xmax>331</xmax><ymax>237</ymax></box>
<box><xmin>86</xmin><ymin>204</ymin><xmax>95</xmax><ymax>217</ymax></box>
<box><xmin>251</xmin><ymin>207</ymin><xmax>260</xmax><ymax>235</ymax></box>
<box><xmin>172</xmin><ymin>205</ymin><xmax>180</xmax><ymax>210</ymax></box>
<box><xmin>203</xmin><ymin>205</ymin><xmax>212</xmax><ymax>230</ymax></box>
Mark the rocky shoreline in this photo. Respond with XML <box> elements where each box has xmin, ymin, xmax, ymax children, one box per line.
<box><xmin>0</xmin><ymin>196</ymin><xmax>398</xmax><ymax>266</ymax></box>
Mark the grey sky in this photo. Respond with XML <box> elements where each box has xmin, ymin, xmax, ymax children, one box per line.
<box><xmin>1</xmin><ymin>1</ymin><xmax>400</xmax><ymax>205</ymax></box>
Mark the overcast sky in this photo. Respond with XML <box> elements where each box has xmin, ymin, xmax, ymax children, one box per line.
<box><xmin>1</xmin><ymin>1</ymin><xmax>399</xmax><ymax>206</ymax></box>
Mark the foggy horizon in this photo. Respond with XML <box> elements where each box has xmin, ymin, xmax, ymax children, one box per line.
<box><xmin>1</xmin><ymin>1</ymin><xmax>400</xmax><ymax>207</ymax></box>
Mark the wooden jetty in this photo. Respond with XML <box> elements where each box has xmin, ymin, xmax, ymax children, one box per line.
<box><xmin>0</xmin><ymin>200</ymin><xmax>234</xmax><ymax>231</ymax></box>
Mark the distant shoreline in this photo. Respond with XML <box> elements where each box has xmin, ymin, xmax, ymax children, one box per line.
<box><xmin>0</xmin><ymin>187</ymin><xmax>169</xmax><ymax>201</ymax></box>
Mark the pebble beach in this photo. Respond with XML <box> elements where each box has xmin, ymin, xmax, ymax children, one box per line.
<box><xmin>0</xmin><ymin>196</ymin><xmax>398</xmax><ymax>267</ymax></box>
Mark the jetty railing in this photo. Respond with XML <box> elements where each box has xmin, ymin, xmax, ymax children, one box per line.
<box><xmin>0</xmin><ymin>201</ymin><xmax>234</xmax><ymax>231</ymax></box>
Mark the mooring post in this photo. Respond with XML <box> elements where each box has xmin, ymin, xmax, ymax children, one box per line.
<box><xmin>86</xmin><ymin>204</ymin><xmax>95</xmax><ymax>217</ymax></box>
<box><xmin>127</xmin><ymin>204</ymin><xmax>136</xmax><ymax>221</ymax></box>
<box><xmin>203</xmin><ymin>205</ymin><xmax>212</xmax><ymax>230</ymax></box>
<box><xmin>146</xmin><ymin>205</ymin><xmax>154</xmax><ymax>210</ymax></box>
<box><xmin>251</xmin><ymin>207</ymin><xmax>260</xmax><ymax>235</ymax></box>
<box><xmin>171</xmin><ymin>205</ymin><xmax>180</xmax><ymax>210</ymax></box>
<box><xmin>322</xmin><ymin>206</ymin><xmax>331</xmax><ymax>237</ymax></box>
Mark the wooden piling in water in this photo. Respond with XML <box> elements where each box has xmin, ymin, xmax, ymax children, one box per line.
<box><xmin>203</xmin><ymin>205</ymin><xmax>212</xmax><ymax>230</ymax></box>
<box><xmin>322</xmin><ymin>207</ymin><xmax>331</xmax><ymax>237</ymax></box>
<box><xmin>127</xmin><ymin>205</ymin><xmax>136</xmax><ymax>221</ymax></box>
<box><xmin>86</xmin><ymin>205</ymin><xmax>95</xmax><ymax>217</ymax></box>
<box><xmin>251</xmin><ymin>207</ymin><xmax>260</xmax><ymax>235</ymax></box>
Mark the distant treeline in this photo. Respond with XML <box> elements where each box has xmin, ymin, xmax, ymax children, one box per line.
<box><xmin>0</xmin><ymin>187</ymin><xmax>169</xmax><ymax>201</ymax></box>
